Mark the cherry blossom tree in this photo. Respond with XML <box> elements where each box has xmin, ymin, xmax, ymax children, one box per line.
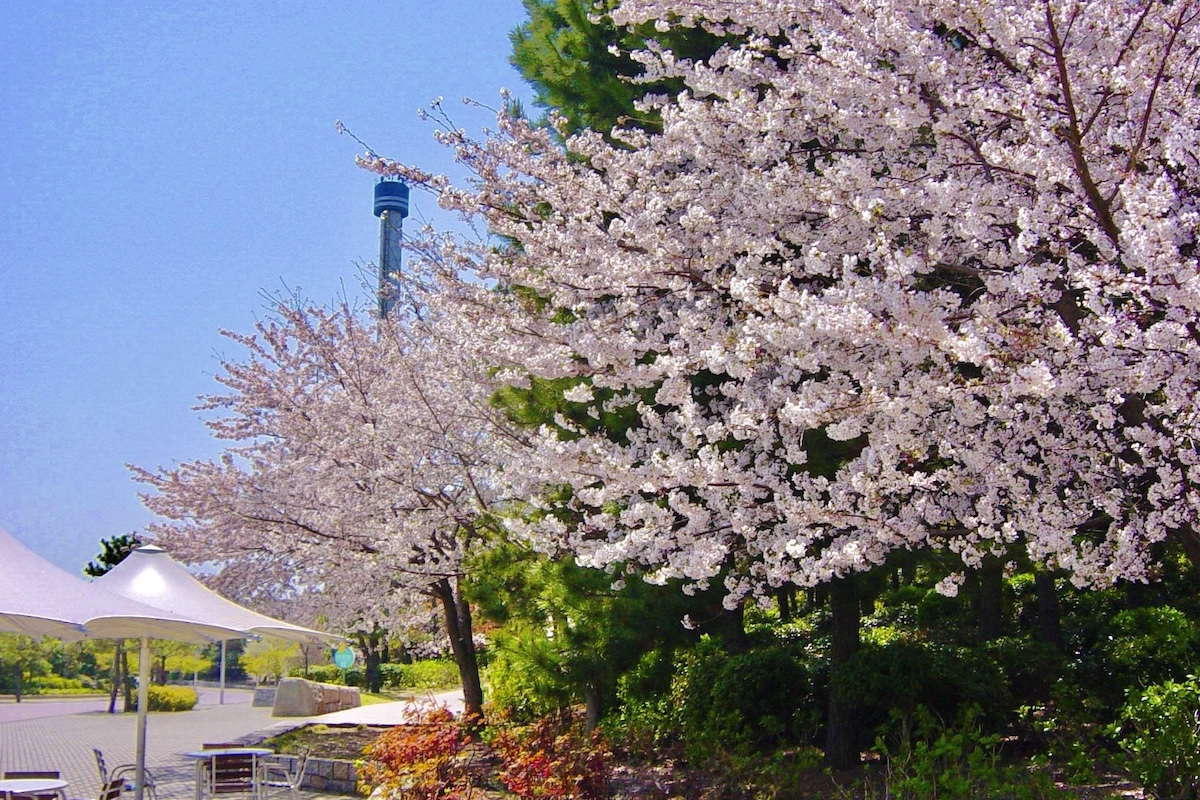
<box><xmin>134</xmin><ymin>299</ymin><xmax>521</xmax><ymax>718</ymax></box>
<box><xmin>369</xmin><ymin>0</ymin><xmax>1200</xmax><ymax>764</ymax></box>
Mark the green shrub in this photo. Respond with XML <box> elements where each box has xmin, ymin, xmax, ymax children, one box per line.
<box><xmin>981</xmin><ymin>637</ymin><xmax>1063</xmax><ymax>705</ymax></box>
<box><xmin>27</xmin><ymin>675</ymin><xmax>97</xmax><ymax>695</ymax></box>
<box><xmin>708</xmin><ymin>645</ymin><xmax>817</xmax><ymax>750</ymax></box>
<box><xmin>382</xmin><ymin>660</ymin><xmax>461</xmax><ymax>690</ymax></box>
<box><xmin>837</xmin><ymin>638</ymin><xmax>1007</xmax><ymax>743</ymax></box>
<box><xmin>1090</xmin><ymin>607</ymin><xmax>1199</xmax><ymax>708</ymax></box>
<box><xmin>297</xmin><ymin>661</ymin><xmax>458</xmax><ymax>691</ymax></box>
<box><xmin>869</xmin><ymin>705</ymin><xmax>1070</xmax><ymax>800</ymax></box>
<box><xmin>483</xmin><ymin>634</ymin><xmax>574</xmax><ymax>722</ymax></box>
<box><xmin>611</xmin><ymin>638</ymin><xmax>819</xmax><ymax>761</ymax></box>
<box><xmin>1116</xmin><ymin>676</ymin><xmax>1200</xmax><ymax>800</ymax></box>
<box><xmin>1016</xmin><ymin>691</ymin><xmax>1110</xmax><ymax>786</ymax></box>
<box><xmin>293</xmin><ymin>665</ymin><xmax>362</xmax><ymax>686</ymax></box>
<box><xmin>147</xmin><ymin>685</ymin><xmax>197</xmax><ymax>711</ymax></box>
<box><xmin>607</xmin><ymin>649</ymin><xmax>677</xmax><ymax>757</ymax></box>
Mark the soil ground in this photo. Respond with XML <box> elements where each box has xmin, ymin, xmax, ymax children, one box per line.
<box><xmin>266</xmin><ymin>723</ymin><xmax>391</xmax><ymax>761</ymax></box>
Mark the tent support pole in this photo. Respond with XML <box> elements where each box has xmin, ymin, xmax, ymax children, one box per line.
<box><xmin>135</xmin><ymin>635</ymin><xmax>150</xmax><ymax>800</ymax></box>
<box><xmin>219</xmin><ymin>640</ymin><xmax>226</xmax><ymax>705</ymax></box>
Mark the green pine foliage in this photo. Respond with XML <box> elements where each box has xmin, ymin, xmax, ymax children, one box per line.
<box><xmin>470</xmin><ymin>539</ymin><xmax>699</xmax><ymax>722</ymax></box>
<box><xmin>509</xmin><ymin>0</ymin><xmax>728</xmax><ymax>139</ymax></box>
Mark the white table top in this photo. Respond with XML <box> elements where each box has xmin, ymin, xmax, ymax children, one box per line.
<box><xmin>0</xmin><ymin>779</ymin><xmax>68</xmax><ymax>793</ymax></box>
<box><xmin>185</xmin><ymin>748</ymin><xmax>274</xmax><ymax>758</ymax></box>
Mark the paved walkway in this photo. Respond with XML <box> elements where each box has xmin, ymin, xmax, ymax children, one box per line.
<box><xmin>0</xmin><ymin>689</ymin><xmax>465</xmax><ymax>800</ymax></box>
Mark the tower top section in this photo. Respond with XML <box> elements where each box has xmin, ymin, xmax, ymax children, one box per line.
<box><xmin>374</xmin><ymin>179</ymin><xmax>410</xmax><ymax>219</ymax></box>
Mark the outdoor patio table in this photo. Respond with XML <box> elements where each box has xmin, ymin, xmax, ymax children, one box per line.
<box><xmin>186</xmin><ymin>748</ymin><xmax>273</xmax><ymax>800</ymax></box>
<box><xmin>0</xmin><ymin>778</ymin><xmax>68</xmax><ymax>800</ymax></box>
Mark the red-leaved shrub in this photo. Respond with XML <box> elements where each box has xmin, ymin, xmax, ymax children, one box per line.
<box><xmin>359</xmin><ymin>704</ymin><xmax>477</xmax><ymax>799</ymax></box>
<box><xmin>489</xmin><ymin>710</ymin><xmax>611</xmax><ymax>799</ymax></box>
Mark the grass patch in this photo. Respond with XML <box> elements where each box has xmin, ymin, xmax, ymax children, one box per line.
<box><xmin>359</xmin><ymin>690</ymin><xmax>413</xmax><ymax>705</ymax></box>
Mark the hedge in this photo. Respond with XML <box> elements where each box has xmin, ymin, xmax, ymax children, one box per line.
<box><xmin>147</xmin><ymin>685</ymin><xmax>198</xmax><ymax>711</ymax></box>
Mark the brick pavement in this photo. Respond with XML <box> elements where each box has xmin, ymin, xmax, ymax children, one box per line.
<box><xmin>0</xmin><ymin>691</ymin><xmax>355</xmax><ymax>800</ymax></box>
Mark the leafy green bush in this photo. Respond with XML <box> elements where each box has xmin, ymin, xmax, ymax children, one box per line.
<box><xmin>607</xmin><ymin>649</ymin><xmax>676</xmax><ymax>757</ymax></box>
<box><xmin>1085</xmin><ymin>606</ymin><xmax>1200</xmax><ymax>711</ymax></box>
<box><xmin>837</xmin><ymin>638</ymin><xmax>1007</xmax><ymax>741</ymax></box>
<box><xmin>147</xmin><ymin>685</ymin><xmax>198</xmax><ymax>711</ymax></box>
<box><xmin>981</xmin><ymin>637</ymin><xmax>1063</xmax><ymax>705</ymax></box>
<box><xmin>873</xmin><ymin>705</ymin><xmax>1068</xmax><ymax>800</ymax></box>
<box><xmin>27</xmin><ymin>675</ymin><xmax>98</xmax><ymax>695</ymax></box>
<box><xmin>381</xmin><ymin>660</ymin><xmax>461</xmax><ymax>690</ymax></box>
<box><xmin>484</xmin><ymin>633</ymin><xmax>574</xmax><ymax>721</ymax></box>
<box><xmin>297</xmin><ymin>660</ymin><xmax>459</xmax><ymax>691</ymax></box>
<box><xmin>1116</xmin><ymin>676</ymin><xmax>1200</xmax><ymax>800</ymax></box>
<box><xmin>708</xmin><ymin>645</ymin><xmax>817</xmax><ymax>749</ymax></box>
<box><xmin>293</xmin><ymin>665</ymin><xmax>363</xmax><ymax>686</ymax></box>
<box><xmin>611</xmin><ymin>638</ymin><xmax>819</xmax><ymax>761</ymax></box>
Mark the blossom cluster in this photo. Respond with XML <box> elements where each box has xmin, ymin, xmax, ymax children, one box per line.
<box><xmin>141</xmin><ymin>0</ymin><xmax>1200</xmax><ymax>616</ymax></box>
<box><xmin>134</xmin><ymin>297</ymin><xmax>517</xmax><ymax>630</ymax></box>
<box><xmin>406</xmin><ymin>0</ymin><xmax>1200</xmax><ymax>602</ymax></box>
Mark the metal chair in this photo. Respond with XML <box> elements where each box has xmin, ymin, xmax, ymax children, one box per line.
<box><xmin>258</xmin><ymin>748</ymin><xmax>309</xmax><ymax>800</ymax></box>
<box><xmin>92</xmin><ymin>750</ymin><xmax>157</xmax><ymax>800</ymax></box>
<box><xmin>94</xmin><ymin>779</ymin><xmax>125</xmax><ymax>800</ymax></box>
<box><xmin>197</xmin><ymin>747</ymin><xmax>259</xmax><ymax>800</ymax></box>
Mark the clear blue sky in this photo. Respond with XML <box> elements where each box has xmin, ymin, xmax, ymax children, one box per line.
<box><xmin>0</xmin><ymin>2</ymin><xmax>535</xmax><ymax>572</ymax></box>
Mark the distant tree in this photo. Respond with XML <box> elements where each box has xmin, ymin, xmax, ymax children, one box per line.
<box><xmin>134</xmin><ymin>299</ymin><xmax>521</xmax><ymax>720</ymax></box>
<box><xmin>149</xmin><ymin>640</ymin><xmax>211</xmax><ymax>685</ymax></box>
<box><xmin>84</xmin><ymin>532</ymin><xmax>142</xmax><ymax>578</ymax></box>
<box><xmin>241</xmin><ymin>640</ymin><xmax>299</xmax><ymax>686</ymax></box>
<box><xmin>0</xmin><ymin>634</ymin><xmax>51</xmax><ymax>702</ymax></box>
<box><xmin>85</xmin><ymin>532</ymin><xmax>142</xmax><ymax>712</ymax></box>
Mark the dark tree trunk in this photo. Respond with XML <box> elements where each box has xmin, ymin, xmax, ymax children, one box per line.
<box><xmin>1034</xmin><ymin>569</ymin><xmax>1064</xmax><ymax>650</ymax></box>
<box><xmin>976</xmin><ymin>558</ymin><xmax>1004</xmax><ymax>643</ymax></box>
<box><xmin>712</xmin><ymin>602</ymin><xmax>749</xmax><ymax>655</ymax></box>
<box><xmin>122</xmin><ymin>648</ymin><xmax>135</xmax><ymax>713</ymax></box>
<box><xmin>584</xmin><ymin>683</ymin><xmax>602</xmax><ymax>731</ymax></box>
<box><xmin>776</xmin><ymin>587</ymin><xmax>793</xmax><ymax>623</ymax></box>
<box><xmin>433</xmin><ymin>577</ymin><xmax>484</xmax><ymax>721</ymax></box>
<box><xmin>13</xmin><ymin>667</ymin><xmax>21</xmax><ymax>702</ymax></box>
<box><xmin>360</xmin><ymin>630</ymin><xmax>384</xmax><ymax>694</ymax></box>
<box><xmin>1123</xmin><ymin>579</ymin><xmax>1149</xmax><ymax>608</ymax></box>
<box><xmin>300</xmin><ymin>643</ymin><xmax>313</xmax><ymax>678</ymax></box>
<box><xmin>364</xmin><ymin>654</ymin><xmax>381</xmax><ymax>693</ymax></box>
<box><xmin>825</xmin><ymin>575</ymin><xmax>862</xmax><ymax>770</ymax></box>
<box><xmin>107</xmin><ymin>641</ymin><xmax>122</xmax><ymax>713</ymax></box>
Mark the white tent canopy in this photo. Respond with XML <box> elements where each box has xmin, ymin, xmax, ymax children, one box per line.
<box><xmin>0</xmin><ymin>527</ymin><xmax>251</xmax><ymax>800</ymax></box>
<box><xmin>0</xmin><ymin>527</ymin><xmax>246</xmax><ymax>643</ymax></box>
<box><xmin>95</xmin><ymin>545</ymin><xmax>339</xmax><ymax>643</ymax></box>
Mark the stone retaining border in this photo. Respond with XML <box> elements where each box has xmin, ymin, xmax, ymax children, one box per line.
<box><xmin>268</xmin><ymin>753</ymin><xmax>358</xmax><ymax>795</ymax></box>
<box><xmin>225</xmin><ymin>727</ymin><xmax>360</xmax><ymax>795</ymax></box>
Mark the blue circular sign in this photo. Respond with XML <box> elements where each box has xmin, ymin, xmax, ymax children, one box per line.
<box><xmin>332</xmin><ymin>646</ymin><xmax>355</xmax><ymax>669</ymax></box>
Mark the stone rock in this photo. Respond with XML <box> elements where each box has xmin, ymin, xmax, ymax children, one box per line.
<box><xmin>252</xmin><ymin>687</ymin><xmax>277</xmax><ymax>707</ymax></box>
<box><xmin>271</xmin><ymin>677</ymin><xmax>361</xmax><ymax>717</ymax></box>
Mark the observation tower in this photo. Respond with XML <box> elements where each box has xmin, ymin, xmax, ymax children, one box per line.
<box><xmin>373</xmin><ymin>178</ymin><xmax>410</xmax><ymax>318</ymax></box>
